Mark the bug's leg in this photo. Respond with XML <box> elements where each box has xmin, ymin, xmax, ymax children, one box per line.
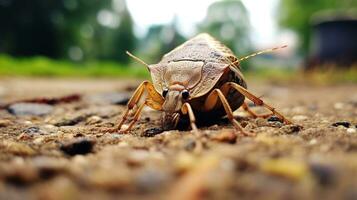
<box><xmin>120</xmin><ymin>100</ymin><xmax>162</xmax><ymax>132</ymax></box>
<box><xmin>241</xmin><ymin>101</ymin><xmax>274</xmax><ymax>118</ymax></box>
<box><xmin>222</xmin><ymin>82</ymin><xmax>292</xmax><ymax>124</ymax></box>
<box><xmin>120</xmin><ymin>101</ymin><xmax>147</xmax><ymax>133</ymax></box>
<box><xmin>114</xmin><ymin>81</ymin><xmax>164</xmax><ymax>132</ymax></box>
<box><xmin>181</xmin><ymin>103</ymin><xmax>198</xmax><ymax>133</ymax></box>
<box><xmin>204</xmin><ymin>89</ymin><xmax>253</xmax><ymax>136</ymax></box>
<box><xmin>182</xmin><ymin>103</ymin><xmax>205</xmax><ymax>154</ymax></box>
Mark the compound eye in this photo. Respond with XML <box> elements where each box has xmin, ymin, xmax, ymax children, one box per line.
<box><xmin>162</xmin><ymin>88</ymin><xmax>169</xmax><ymax>98</ymax></box>
<box><xmin>182</xmin><ymin>90</ymin><xmax>190</xmax><ymax>100</ymax></box>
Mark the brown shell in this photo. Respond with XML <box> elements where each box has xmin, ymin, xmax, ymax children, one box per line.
<box><xmin>149</xmin><ymin>33</ymin><xmax>241</xmax><ymax>98</ymax></box>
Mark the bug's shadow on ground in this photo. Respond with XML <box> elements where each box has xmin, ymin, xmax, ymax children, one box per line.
<box><xmin>175</xmin><ymin>114</ymin><xmax>249</xmax><ymax>131</ymax></box>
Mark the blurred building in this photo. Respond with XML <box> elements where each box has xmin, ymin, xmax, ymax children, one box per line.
<box><xmin>307</xmin><ymin>11</ymin><xmax>357</xmax><ymax>69</ymax></box>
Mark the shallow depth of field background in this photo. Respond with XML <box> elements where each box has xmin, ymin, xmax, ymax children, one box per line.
<box><xmin>0</xmin><ymin>0</ymin><xmax>356</xmax><ymax>83</ymax></box>
<box><xmin>1</xmin><ymin>2</ymin><xmax>357</xmax><ymax>199</ymax></box>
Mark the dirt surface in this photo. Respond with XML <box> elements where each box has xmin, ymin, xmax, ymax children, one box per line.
<box><xmin>0</xmin><ymin>78</ymin><xmax>356</xmax><ymax>200</ymax></box>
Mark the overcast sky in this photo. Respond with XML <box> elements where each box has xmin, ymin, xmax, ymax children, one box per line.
<box><xmin>125</xmin><ymin>0</ymin><xmax>296</xmax><ymax>49</ymax></box>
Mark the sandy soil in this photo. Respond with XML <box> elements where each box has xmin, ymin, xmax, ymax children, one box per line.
<box><xmin>0</xmin><ymin>78</ymin><xmax>356</xmax><ymax>200</ymax></box>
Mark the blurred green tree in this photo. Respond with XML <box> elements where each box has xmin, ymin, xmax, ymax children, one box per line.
<box><xmin>0</xmin><ymin>0</ymin><xmax>136</xmax><ymax>63</ymax></box>
<box><xmin>198</xmin><ymin>0</ymin><xmax>252</xmax><ymax>57</ymax></box>
<box><xmin>137</xmin><ymin>19</ymin><xmax>186</xmax><ymax>64</ymax></box>
<box><xmin>87</xmin><ymin>0</ymin><xmax>136</xmax><ymax>63</ymax></box>
<box><xmin>279</xmin><ymin>0</ymin><xmax>356</xmax><ymax>55</ymax></box>
<box><xmin>0</xmin><ymin>0</ymin><xmax>62</xmax><ymax>58</ymax></box>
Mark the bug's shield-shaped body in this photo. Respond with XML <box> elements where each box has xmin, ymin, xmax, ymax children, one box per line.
<box><xmin>116</xmin><ymin>33</ymin><xmax>291</xmax><ymax>133</ymax></box>
<box><xmin>148</xmin><ymin>33</ymin><xmax>247</xmax><ymax>128</ymax></box>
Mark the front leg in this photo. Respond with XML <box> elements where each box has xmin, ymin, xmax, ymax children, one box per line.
<box><xmin>181</xmin><ymin>103</ymin><xmax>198</xmax><ymax>133</ymax></box>
<box><xmin>115</xmin><ymin>81</ymin><xmax>164</xmax><ymax>132</ymax></box>
<box><xmin>120</xmin><ymin>100</ymin><xmax>163</xmax><ymax>133</ymax></box>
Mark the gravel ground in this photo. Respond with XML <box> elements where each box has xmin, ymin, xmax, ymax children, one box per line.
<box><xmin>0</xmin><ymin>78</ymin><xmax>356</xmax><ymax>200</ymax></box>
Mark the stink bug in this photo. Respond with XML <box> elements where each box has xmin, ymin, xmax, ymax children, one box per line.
<box><xmin>115</xmin><ymin>33</ymin><xmax>291</xmax><ymax>135</ymax></box>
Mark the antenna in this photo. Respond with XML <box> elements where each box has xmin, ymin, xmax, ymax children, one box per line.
<box><xmin>126</xmin><ymin>51</ymin><xmax>150</xmax><ymax>70</ymax></box>
<box><xmin>230</xmin><ymin>45</ymin><xmax>288</xmax><ymax>66</ymax></box>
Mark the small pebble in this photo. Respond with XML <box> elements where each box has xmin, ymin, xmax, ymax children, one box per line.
<box><xmin>17</xmin><ymin>133</ymin><xmax>32</xmax><ymax>140</ymax></box>
<box><xmin>74</xmin><ymin>133</ymin><xmax>85</xmax><ymax>137</ymax></box>
<box><xmin>118</xmin><ymin>142</ymin><xmax>129</xmax><ymax>147</ymax></box>
<box><xmin>135</xmin><ymin>169</ymin><xmax>170</xmax><ymax>192</ymax></box>
<box><xmin>309</xmin><ymin>139</ymin><xmax>318</xmax><ymax>145</ymax></box>
<box><xmin>292</xmin><ymin>115</ymin><xmax>308</xmax><ymax>121</ymax></box>
<box><xmin>7</xmin><ymin>103</ymin><xmax>53</xmax><ymax>116</ymax></box>
<box><xmin>54</xmin><ymin>115</ymin><xmax>88</xmax><ymax>126</ymax></box>
<box><xmin>0</xmin><ymin>141</ymin><xmax>36</xmax><ymax>155</ymax></box>
<box><xmin>111</xmin><ymin>134</ymin><xmax>123</xmax><ymax>139</ymax></box>
<box><xmin>255</xmin><ymin>118</ymin><xmax>269</xmax><ymax>127</ymax></box>
<box><xmin>211</xmin><ymin>130</ymin><xmax>237</xmax><ymax>144</ymax></box>
<box><xmin>332</xmin><ymin>121</ymin><xmax>350</xmax><ymax>128</ymax></box>
<box><xmin>267</xmin><ymin>120</ymin><xmax>284</xmax><ymax>128</ymax></box>
<box><xmin>32</xmin><ymin>156</ymin><xmax>67</xmax><ymax>179</ymax></box>
<box><xmin>175</xmin><ymin>152</ymin><xmax>196</xmax><ymax>172</ymax></box>
<box><xmin>1</xmin><ymin>162</ymin><xmax>38</xmax><ymax>184</ymax></box>
<box><xmin>24</xmin><ymin>127</ymin><xmax>40</xmax><ymax>134</ymax></box>
<box><xmin>0</xmin><ymin>119</ymin><xmax>12</xmax><ymax>127</ymax></box>
<box><xmin>309</xmin><ymin>163</ymin><xmax>336</xmax><ymax>186</ymax></box>
<box><xmin>24</xmin><ymin>121</ymin><xmax>33</xmax><ymax>125</ymax></box>
<box><xmin>142</xmin><ymin>128</ymin><xmax>163</xmax><ymax>137</ymax></box>
<box><xmin>33</xmin><ymin>137</ymin><xmax>45</xmax><ymax>145</ymax></box>
<box><xmin>247</xmin><ymin>102</ymin><xmax>255</xmax><ymax>107</ymax></box>
<box><xmin>86</xmin><ymin>116</ymin><xmax>102</xmax><ymax>125</ymax></box>
<box><xmin>208</xmin><ymin>124</ymin><xmax>220</xmax><ymax>130</ymax></box>
<box><xmin>121</xmin><ymin>124</ymin><xmax>129</xmax><ymax>131</ymax></box>
<box><xmin>19</xmin><ymin>126</ymin><xmax>49</xmax><ymax>139</ymax></box>
<box><xmin>346</xmin><ymin>128</ymin><xmax>356</xmax><ymax>134</ymax></box>
<box><xmin>280</xmin><ymin>124</ymin><xmax>303</xmax><ymax>134</ymax></box>
<box><xmin>42</xmin><ymin>124</ymin><xmax>57</xmax><ymax>133</ymax></box>
<box><xmin>60</xmin><ymin>138</ymin><xmax>95</xmax><ymax>156</ymax></box>
<box><xmin>267</xmin><ymin>116</ymin><xmax>282</xmax><ymax>122</ymax></box>
<box><xmin>334</xmin><ymin>102</ymin><xmax>344</xmax><ymax>110</ymax></box>
<box><xmin>87</xmin><ymin>92</ymin><xmax>131</xmax><ymax>105</ymax></box>
<box><xmin>127</xmin><ymin>150</ymin><xmax>150</xmax><ymax>166</ymax></box>
<box><xmin>183</xmin><ymin>139</ymin><xmax>196</xmax><ymax>151</ymax></box>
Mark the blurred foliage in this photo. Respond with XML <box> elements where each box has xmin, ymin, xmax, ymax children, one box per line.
<box><xmin>0</xmin><ymin>0</ymin><xmax>135</xmax><ymax>63</ymax></box>
<box><xmin>0</xmin><ymin>55</ymin><xmax>148</xmax><ymax>78</ymax></box>
<box><xmin>279</xmin><ymin>0</ymin><xmax>356</xmax><ymax>55</ymax></box>
<box><xmin>0</xmin><ymin>0</ymin><xmax>257</xmax><ymax>77</ymax></box>
<box><xmin>198</xmin><ymin>0</ymin><xmax>252</xmax><ymax>56</ymax></box>
<box><xmin>302</xmin><ymin>67</ymin><xmax>357</xmax><ymax>84</ymax></box>
<box><xmin>136</xmin><ymin>19</ymin><xmax>186</xmax><ymax>64</ymax></box>
<box><xmin>0</xmin><ymin>0</ymin><xmax>253</xmax><ymax>65</ymax></box>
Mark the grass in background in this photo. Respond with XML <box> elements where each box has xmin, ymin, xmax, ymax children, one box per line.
<box><xmin>300</xmin><ymin>67</ymin><xmax>357</xmax><ymax>85</ymax></box>
<box><xmin>0</xmin><ymin>54</ymin><xmax>149</xmax><ymax>78</ymax></box>
<box><xmin>1</xmin><ymin>54</ymin><xmax>356</xmax><ymax>84</ymax></box>
<box><xmin>244</xmin><ymin>67</ymin><xmax>357</xmax><ymax>85</ymax></box>
<box><xmin>245</xmin><ymin>67</ymin><xmax>296</xmax><ymax>82</ymax></box>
